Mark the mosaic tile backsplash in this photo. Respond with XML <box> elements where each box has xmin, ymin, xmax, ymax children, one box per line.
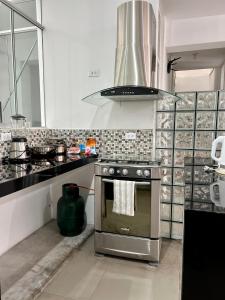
<box><xmin>0</xmin><ymin>128</ymin><xmax>153</xmax><ymax>160</ymax></box>
<box><xmin>0</xmin><ymin>128</ymin><xmax>49</xmax><ymax>160</ymax></box>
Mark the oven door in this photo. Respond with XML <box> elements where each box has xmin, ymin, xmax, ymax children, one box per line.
<box><xmin>100</xmin><ymin>177</ymin><xmax>152</xmax><ymax>238</ymax></box>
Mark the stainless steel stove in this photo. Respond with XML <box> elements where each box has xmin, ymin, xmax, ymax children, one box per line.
<box><xmin>94</xmin><ymin>155</ymin><xmax>161</xmax><ymax>263</ymax></box>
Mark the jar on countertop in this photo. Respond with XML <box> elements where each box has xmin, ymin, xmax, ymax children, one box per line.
<box><xmin>85</xmin><ymin>137</ymin><xmax>96</xmax><ymax>155</ymax></box>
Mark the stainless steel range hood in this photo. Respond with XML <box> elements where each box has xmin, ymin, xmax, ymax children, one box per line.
<box><xmin>114</xmin><ymin>0</ymin><xmax>155</xmax><ymax>87</ymax></box>
<box><xmin>82</xmin><ymin>0</ymin><xmax>179</xmax><ymax>106</ymax></box>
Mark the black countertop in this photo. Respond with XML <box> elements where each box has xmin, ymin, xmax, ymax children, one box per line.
<box><xmin>0</xmin><ymin>155</ymin><xmax>97</xmax><ymax>198</ymax></box>
<box><xmin>182</xmin><ymin>157</ymin><xmax>225</xmax><ymax>300</ymax></box>
<box><xmin>184</xmin><ymin>157</ymin><xmax>225</xmax><ymax>214</ymax></box>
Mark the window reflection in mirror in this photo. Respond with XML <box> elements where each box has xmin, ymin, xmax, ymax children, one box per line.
<box><xmin>0</xmin><ymin>0</ymin><xmax>44</xmax><ymax>127</ymax></box>
<box><xmin>0</xmin><ymin>33</ymin><xmax>13</xmax><ymax>121</ymax></box>
<box><xmin>10</xmin><ymin>0</ymin><xmax>37</xmax><ymax>22</ymax></box>
<box><xmin>15</xmin><ymin>30</ymin><xmax>41</xmax><ymax>127</ymax></box>
<box><xmin>0</xmin><ymin>2</ymin><xmax>11</xmax><ymax>31</ymax></box>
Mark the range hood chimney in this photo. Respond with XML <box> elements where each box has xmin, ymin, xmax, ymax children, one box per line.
<box><xmin>114</xmin><ymin>0</ymin><xmax>156</xmax><ymax>87</ymax></box>
<box><xmin>82</xmin><ymin>1</ymin><xmax>179</xmax><ymax>105</ymax></box>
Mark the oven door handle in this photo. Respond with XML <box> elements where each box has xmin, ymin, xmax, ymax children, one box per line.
<box><xmin>102</xmin><ymin>178</ymin><xmax>150</xmax><ymax>186</ymax></box>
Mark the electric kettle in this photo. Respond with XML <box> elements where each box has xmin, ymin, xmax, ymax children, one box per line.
<box><xmin>211</xmin><ymin>136</ymin><xmax>225</xmax><ymax>168</ymax></box>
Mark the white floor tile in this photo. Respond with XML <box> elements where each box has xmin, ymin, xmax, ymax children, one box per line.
<box><xmin>39</xmin><ymin>236</ymin><xmax>182</xmax><ymax>300</ymax></box>
<box><xmin>37</xmin><ymin>292</ymin><xmax>72</xmax><ymax>300</ymax></box>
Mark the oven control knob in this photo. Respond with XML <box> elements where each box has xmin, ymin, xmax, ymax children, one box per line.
<box><xmin>136</xmin><ymin>169</ymin><xmax>143</xmax><ymax>176</ymax></box>
<box><xmin>122</xmin><ymin>169</ymin><xmax>128</xmax><ymax>176</ymax></box>
<box><xmin>103</xmin><ymin>167</ymin><xmax>108</xmax><ymax>174</ymax></box>
<box><xmin>109</xmin><ymin>168</ymin><xmax>115</xmax><ymax>175</ymax></box>
<box><xmin>144</xmin><ymin>170</ymin><xmax>150</xmax><ymax>177</ymax></box>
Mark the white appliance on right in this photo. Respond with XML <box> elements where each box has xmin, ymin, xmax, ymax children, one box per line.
<box><xmin>211</xmin><ymin>136</ymin><xmax>225</xmax><ymax>174</ymax></box>
<box><xmin>210</xmin><ymin>136</ymin><xmax>225</xmax><ymax>206</ymax></box>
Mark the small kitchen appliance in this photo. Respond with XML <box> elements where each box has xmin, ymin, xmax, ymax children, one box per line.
<box><xmin>9</xmin><ymin>136</ymin><xmax>30</xmax><ymax>162</ymax></box>
<box><xmin>210</xmin><ymin>179</ymin><xmax>225</xmax><ymax>208</ymax></box>
<box><xmin>10</xmin><ymin>114</ymin><xmax>27</xmax><ymax>130</ymax></box>
<box><xmin>94</xmin><ymin>155</ymin><xmax>161</xmax><ymax>263</ymax></box>
<box><xmin>31</xmin><ymin>145</ymin><xmax>56</xmax><ymax>157</ymax></box>
<box><xmin>211</xmin><ymin>136</ymin><xmax>225</xmax><ymax>175</ymax></box>
<box><xmin>9</xmin><ymin>114</ymin><xmax>30</xmax><ymax>162</ymax></box>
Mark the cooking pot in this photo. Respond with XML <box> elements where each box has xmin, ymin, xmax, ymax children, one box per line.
<box><xmin>47</xmin><ymin>139</ymin><xmax>67</xmax><ymax>154</ymax></box>
<box><xmin>32</xmin><ymin>145</ymin><xmax>56</xmax><ymax>157</ymax></box>
<box><xmin>55</xmin><ymin>143</ymin><xmax>67</xmax><ymax>154</ymax></box>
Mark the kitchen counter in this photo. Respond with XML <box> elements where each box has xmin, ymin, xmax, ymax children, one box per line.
<box><xmin>182</xmin><ymin>157</ymin><xmax>225</xmax><ymax>300</ymax></box>
<box><xmin>0</xmin><ymin>155</ymin><xmax>97</xmax><ymax>198</ymax></box>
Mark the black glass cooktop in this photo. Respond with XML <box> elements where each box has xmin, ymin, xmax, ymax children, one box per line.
<box><xmin>0</xmin><ymin>155</ymin><xmax>97</xmax><ymax>198</ymax></box>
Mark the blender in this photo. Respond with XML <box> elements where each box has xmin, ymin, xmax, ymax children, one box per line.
<box><xmin>9</xmin><ymin>114</ymin><xmax>30</xmax><ymax>162</ymax></box>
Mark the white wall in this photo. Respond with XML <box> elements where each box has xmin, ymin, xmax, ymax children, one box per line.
<box><xmin>220</xmin><ymin>61</ymin><xmax>225</xmax><ymax>90</ymax></box>
<box><xmin>175</xmin><ymin>73</ymin><xmax>211</xmax><ymax>92</ymax></box>
<box><xmin>166</xmin><ymin>14</ymin><xmax>225</xmax><ymax>53</ymax></box>
<box><xmin>158</xmin><ymin>13</ymin><xmax>174</xmax><ymax>92</ymax></box>
<box><xmin>0</xmin><ymin>164</ymin><xmax>94</xmax><ymax>256</ymax></box>
<box><xmin>42</xmin><ymin>0</ymin><xmax>159</xmax><ymax>129</ymax></box>
<box><xmin>161</xmin><ymin>14</ymin><xmax>225</xmax><ymax>89</ymax></box>
<box><xmin>211</xmin><ymin>67</ymin><xmax>221</xmax><ymax>91</ymax></box>
<box><xmin>175</xmin><ymin>69</ymin><xmax>220</xmax><ymax>92</ymax></box>
<box><xmin>0</xmin><ymin>181</ymin><xmax>52</xmax><ymax>256</ymax></box>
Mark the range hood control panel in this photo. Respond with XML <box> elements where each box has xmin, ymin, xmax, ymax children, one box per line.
<box><xmin>101</xmin><ymin>86</ymin><xmax>158</xmax><ymax>97</ymax></box>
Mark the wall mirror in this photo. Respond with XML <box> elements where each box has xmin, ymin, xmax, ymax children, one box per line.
<box><xmin>0</xmin><ymin>0</ymin><xmax>45</xmax><ymax>127</ymax></box>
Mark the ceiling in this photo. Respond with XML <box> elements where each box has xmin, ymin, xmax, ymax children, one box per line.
<box><xmin>170</xmin><ymin>48</ymin><xmax>225</xmax><ymax>71</ymax></box>
<box><xmin>161</xmin><ymin>0</ymin><xmax>225</xmax><ymax>19</ymax></box>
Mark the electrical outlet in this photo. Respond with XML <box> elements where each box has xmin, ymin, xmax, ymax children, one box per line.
<box><xmin>125</xmin><ymin>132</ymin><xmax>136</xmax><ymax>140</ymax></box>
<box><xmin>0</xmin><ymin>132</ymin><xmax>12</xmax><ymax>142</ymax></box>
<box><xmin>88</xmin><ymin>69</ymin><xmax>100</xmax><ymax>77</ymax></box>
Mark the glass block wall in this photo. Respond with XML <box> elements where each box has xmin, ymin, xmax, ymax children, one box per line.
<box><xmin>156</xmin><ymin>91</ymin><xmax>225</xmax><ymax>239</ymax></box>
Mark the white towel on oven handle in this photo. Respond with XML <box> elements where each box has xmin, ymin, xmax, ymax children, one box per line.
<box><xmin>112</xmin><ymin>179</ymin><xmax>135</xmax><ymax>216</ymax></box>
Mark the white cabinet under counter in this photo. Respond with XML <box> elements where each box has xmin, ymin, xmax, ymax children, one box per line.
<box><xmin>0</xmin><ymin>158</ymin><xmax>95</xmax><ymax>256</ymax></box>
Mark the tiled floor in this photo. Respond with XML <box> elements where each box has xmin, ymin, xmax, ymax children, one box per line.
<box><xmin>0</xmin><ymin>221</ymin><xmax>63</xmax><ymax>294</ymax></box>
<box><xmin>37</xmin><ymin>235</ymin><xmax>182</xmax><ymax>300</ymax></box>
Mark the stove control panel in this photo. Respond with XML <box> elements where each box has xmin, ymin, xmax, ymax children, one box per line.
<box><xmin>109</xmin><ymin>168</ymin><xmax>115</xmax><ymax>175</ymax></box>
<box><xmin>103</xmin><ymin>167</ymin><xmax>108</xmax><ymax>174</ymax></box>
<box><xmin>101</xmin><ymin>166</ymin><xmax>151</xmax><ymax>178</ymax></box>
<box><xmin>136</xmin><ymin>169</ymin><xmax>143</xmax><ymax>176</ymax></box>
<box><xmin>122</xmin><ymin>169</ymin><xmax>128</xmax><ymax>176</ymax></box>
<box><xmin>144</xmin><ymin>170</ymin><xmax>150</xmax><ymax>177</ymax></box>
